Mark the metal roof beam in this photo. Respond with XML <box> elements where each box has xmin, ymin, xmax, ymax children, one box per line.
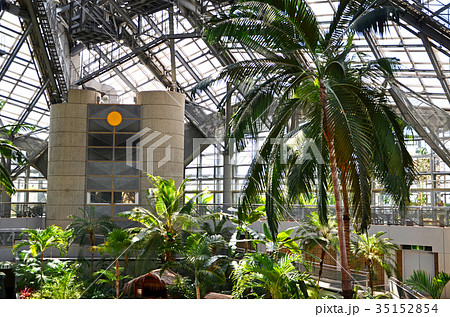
<box><xmin>0</xmin><ymin>23</ymin><xmax>32</xmax><ymax>81</ymax></box>
<box><xmin>419</xmin><ymin>33</ymin><xmax>450</xmax><ymax>104</ymax></box>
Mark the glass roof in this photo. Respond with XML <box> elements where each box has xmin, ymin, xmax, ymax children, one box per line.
<box><xmin>0</xmin><ymin>0</ymin><xmax>448</xmax><ymax>139</ymax></box>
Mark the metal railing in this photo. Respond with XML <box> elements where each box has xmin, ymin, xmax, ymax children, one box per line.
<box><xmin>197</xmin><ymin>203</ymin><xmax>450</xmax><ymax>227</ymax></box>
<box><xmin>0</xmin><ymin>203</ymin><xmax>46</xmax><ymax>218</ymax></box>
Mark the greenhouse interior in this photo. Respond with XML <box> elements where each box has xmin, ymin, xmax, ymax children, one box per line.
<box><xmin>0</xmin><ymin>0</ymin><xmax>449</xmax><ymax>300</ymax></box>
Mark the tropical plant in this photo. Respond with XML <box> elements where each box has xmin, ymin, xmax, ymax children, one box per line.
<box><xmin>94</xmin><ymin>266</ymin><xmax>130</xmax><ymax>299</ymax></box>
<box><xmin>0</xmin><ymin>103</ymin><xmax>32</xmax><ymax>196</ymax></box>
<box><xmin>198</xmin><ymin>0</ymin><xmax>415</xmax><ymax>297</ymax></box>
<box><xmin>163</xmin><ymin>232</ymin><xmax>227</xmax><ymax>299</ymax></box>
<box><xmin>231</xmin><ymin>252</ymin><xmax>311</xmax><ymax>299</ymax></box>
<box><xmin>12</xmin><ymin>225</ymin><xmax>72</xmax><ymax>297</ymax></box>
<box><xmin>201</xmin><ymin>213</ymin><xmax>234</xmax><ymax>244</ymax></box>
<box><xmin>36</xmin><ymin>261</ymin><xmax>84</xmax><ymax>299</ymax></box>
<box><xmin>351</xmin><ymin>231</ymin><xmax>398</xmax><ymax>295</ymax></box>
<box><xmin>118</xmin><ymin>174</ymin><xmax>214</xmax><ymax>262</ymax></box>
<box><xmin>405</xmin><ymin>270</ymin><xmax>450</xmax><ymax>299</ymax></box>
<box><xmin>229</xmin><ymin>205</ymin><xmax>265</xmax><ymax>254</ymax></box>
<box><xmin>67</xmin><ymin>206</ymin><xmax>116</xmax><ymax>276</ymax></box>
<box><xmin>299</xmin><ymin>212</ymin><xmax>338</xmax><ymax>284</ymax></box>
<box><xmin>95</xmin><ymin>228</ymin><xmax>131</xmax><ymax>299</ymax></box>
<box><xmin>166</xmin><ymin>275</ymin><xmax>196</xmax><ymax>299</ymax></box>
<box><xmin>14</xmin><ymin>250</ymin><xmax>42</xmax><ymax>291</ymax></box>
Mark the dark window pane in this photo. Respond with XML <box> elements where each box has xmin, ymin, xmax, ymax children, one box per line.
<box><xmin>87</xmin><ymin>162</ymin><xmax>113</xmax><ymax>175</ymax></box>
<box><xmin>88</xmin><ymin>191</ymin><xmax>112</xmax><ymax>203</ymax></box>
<box><xmin>88</xmin><ymin>105</ymin><xmax>114</xmax><ymax>118</ymax></box>
<box><xmin>114</xmin><ymin>162</ymin><xmax>140</xmax><ymax>176</ymax></box>
<box><xmin>86</xmin><ymin>205</ymin><xmax>112</xmax><ymax>218</ymax></box>
<box><xmin>114</xmin><ymin>177</ymin><xmax>139</xmax><ymax>190</ymax></box>
<box><xmin>88</xmin><ymin>134</ymin><xmax>113</xmax><ymax>146</ymax></box>
<box><xmin>116</xmin><ymin>105</ymin><xmax>141</xmax><ymax>118</ymax></box>
<box><xmin>115</xmin><ymin>120</ymin><xmax>140</xmax><ymax>132</ymax></box>
<box><xmin>113</xmin><ymin>192</ymin><xmax>137</xmax><ymax>204</ymax></box>
<box><xmin>115</xmin><ymin>133</ymin><xmax>137</xmax><ymax>147</ymax></box>
<box><xmin>89</xmin><ymin>119</ymin><xmax>114</xmax><ymax>132</ymax></box>
<box><xmin>114</xmin><ymin>148</ymin><xmax>136</xmax><ymax>161</ymax></box>
<box><xmin>88</xmin><ymin>148</ymin><xmax>113</xmax><ymax>161</ymax></box>
<box><xmin>87</xmin><ymin>177</ymin><xmax>113</xmax><ymax>190</ymax></box>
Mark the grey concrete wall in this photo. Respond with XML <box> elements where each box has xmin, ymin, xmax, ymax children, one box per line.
<box><xmin>47</xmin><ymin>89</ymin><xmax>99</xmax><ymax>228</ymax></box>
<box><xmin>136</xmin><ymin>91</ymin><xmax>185</xmax><ymax>200</ymax></box>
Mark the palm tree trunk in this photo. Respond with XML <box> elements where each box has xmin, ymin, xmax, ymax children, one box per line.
<box><xmin>115</xmin><ymin>259</ymin><xmax>120</xmax><ymax>299</ymax></box>
<box><xmin>320</xmin><ymin>79</ymin><xmax>353</xmax><ymax>299</ymax></box>
<box><xmin>40</xmin><ymin>252</ymin><xmax>44</xmax><ymax>298</ymax></box>
<box><xmin>90</xmin><ymin>232</ymin><xmax>95</xmax><ymax>276</ymax></box>
<box><xmin>341</xmin><ymin>174</ymin><xmax>352</xmax><ymax>269</ymax></box>
<box><xmin>195</xmin><ymin>275</ymin><xmax>201</xmax><ymax>299</ymax></box>
<box><xmin>318</xmin><ymin>247</ymin><xmax>326</xmax><ymax>284</ymax></box>
<box><xmin>368</xmin><ymin>260</ymin><xmax>374</xmax><ymax>296</ymax></box>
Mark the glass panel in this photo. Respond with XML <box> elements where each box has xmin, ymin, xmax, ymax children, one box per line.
<box><xmin>114</xmin><ymin>162</ymin><xmax>140</xmax><ymax>176</ymax></box>
<box><xmin>87</xmin><ymin>177</ymin><xmax>113</xmax><ymax>190</ymax></box>
<box><xmin>88</xmin><ymin>148</ymin><xmax>113</xmax><ymax>161</ymax></box>
<box><xmin>87</xmin><ymin>205</ymin><xmax>112</xmax><ymax>218</ymax></box>
<box><xmin>87</xmin><ymin>162</ymin><xmax>113</xmax><ymax>175</ymax></box>
<box><xmin>115</xmin><ymin>120</ymin><xmax>140</xmax><ymax>132</ymax></box>
<box><xmin>116</xmin><ymin>105</ymin><xmax>141</xmax><ymax>118</ymax></box>
<box><xmin>114</xmin><ymin>148</ymin><xmax>136</xmax><ymax>161</ymax></box>
<box><xmin>114</xmin><ymin>177</ymin><xmax>139</xmax><ymax>190</ymax></box>
<box><xmin>88</xmin><ymin>134</ymin><xmax>113</xmax><ymax>147</ymax></box>
<box><xmin>88</xmin><ymin>105</ymin><xmax>114</xmax><ymax>118</ymax></box>
<box><xmin>88</xmin><ymin>119</ymin><xmax>114</xmax><ymax>132</ymax></box>
<box><xmin>115</xmin><ymin>133</ymin><xmax>136</xmax><ymax>147</ymax></box>
<box><xmin>113</xmin><ymin>192</ymin><xmax>136</xmax><ymax>204</ymax></box>
<box><xmin>88</xmin><ymin>191</ymin><xmax>112</xmax><ymax>204</ymax></box>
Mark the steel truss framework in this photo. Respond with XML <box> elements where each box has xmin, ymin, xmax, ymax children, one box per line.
<box><xmin>0</xmin><ymin>0</ymin><xmax>449</xmax><ymax>209</ymax></box>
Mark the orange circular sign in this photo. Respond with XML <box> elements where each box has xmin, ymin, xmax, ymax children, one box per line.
<box><xmin>107</xmin><ymin>111</ymin><xmax>122</xmax><ymax>126</ymax></box>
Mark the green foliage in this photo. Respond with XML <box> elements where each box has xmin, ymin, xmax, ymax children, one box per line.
<box><xmin>14</xmin><ymin>251</ymin><xmax>41</xmax><ymax>291</ymax></box>
<box><xmin>12</xmin><ymin>225</ymin><xmax>72</xmax><ymax>259</ymax></box>
<box><xmin>118</xmin><ymin>174</ymin><xmax>218</xmax><ymax>262</ymax></box>
<box><xmin>163</xmin><ymin>232</ymin><xmax>228</xmax><ymax>299</ymax></box>
<box><xmin>351</xmin><ymin>231</ymin><xmax>398</xmax><ymax>294</ymax></box>
<box><xmin>93</xmin><ymin>267</ymin><xmax>131</xmax><ymax>298</ymax></box>
<box><xmin>405</xmin><ymin>270</ymin><xmax>450</xmax><ymax>299</ymax></box>
<box><xmin>35</xmin><ymin>261</ymin><xmax>84</xmax><ymax>299</ymax></box>
<box><xmin>0</xmin><ymin>107</ymin><xmax>32</xmax><ymax>195</ymax></box>
<box><xmin>67</xmin><ymin>206</ymin><xmax>116</xmax><ymax>275</ymax></box>
<box><xmin>12</xmin><ymin>225</ymin><xmax>72</xmax><ymax>297</ymax></box>
<box><xmin>231</xmin><ymin>252</ymin><xmax>312</xmax><ymax>299</ymax></box>
<box><xmin>166</xmin><ymin>275</ymin><xmax>196</xmax><ymax>299</ymax></box>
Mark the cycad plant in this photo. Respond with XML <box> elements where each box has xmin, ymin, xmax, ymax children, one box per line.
<box><xmin>118</xmin><ymin>174</ymin><xmax>213</xmax><ymax>263</ymax></box>
<box><xmin>198</xmin><ymin>0</ymin><xmax>415</xmax><ymax>297</ymax></box>
<box><xmin>231</xmin><ymin>252</ymin><xmax>311</xmax><ymax>299</ymax></box>
<box><xmin>351</xmin><ymin>231</ymin><xmax>398</xmax><ymax>295</ymax></box>
<box><xmin>299</xmin><ymin>212</ymin><xmax>338</xmax><ymax>284</ymax></box>
<box><xmin>163</xmin><ymin>232</ymin><xmax>227</xmax><ymax>299</ymax></box>
<box><xmin>67</xmin><ymin>206</ymin><xmax>116</xmax><ymax>276</ymax></box>
<box><xmin>12</xmin><ymin>225</ymin><xmax>72</xmax><ymax>297</ymax></box>
<box><xmin>405</xmin><ymin>270</ymin><xmax>450</xmax><ymax>299</ymax></box>
<box><xmin>95</xmin><ymin>229</ymin><xmax>131</xmax><ymax>299</ymax></box>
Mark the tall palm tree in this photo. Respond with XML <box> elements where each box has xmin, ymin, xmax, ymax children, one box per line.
<box><xmin>163</xmin><ymin>232</ymin><xmax>227</xmax><ymax>299</ymax></box>
<box><xmin>67</xmin><ymin>206</ymin><xmax>116</xmax><ymax>276</ymax></box>
<box><xmin>118</xmin><ymin>174</ymin><xmax>212</xmax><ymax>262</ymax></box>
<box><xmin>0</xmin><ymin>120</ymin><xmax>31</xmax><ymax>196</ymax></box>
<box><xmin>405</xmin><ymin>270</ymin><xmax>450</xmax><ymax>299</ymax></box>
<box><xmin>12</xmin><ymin>225</ymin><xmax>72</xmax><ymax>297</ymax></box>
<box><xmin>96</xmin><ymin>229</ymin><xmax>131</xmax><ymax>299</ymax></box>
<box><xmin>231</xmin><ymin>252</ymin><xmax>311</xmax><ymax>299</ymax></box>
<box><xmin>351</xmin><ymin>231</ymin><xmax>398</xmax><ymax>295</ymax></box>
<box><xmin>198</xmin><ymin>0</ymin><xmax>415</xmax><ymax>297</ymax></box>
<box><xmin>300</xmin><ymin>212</ymin><xmax>338</xmax><ymax>284</ymax></box>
